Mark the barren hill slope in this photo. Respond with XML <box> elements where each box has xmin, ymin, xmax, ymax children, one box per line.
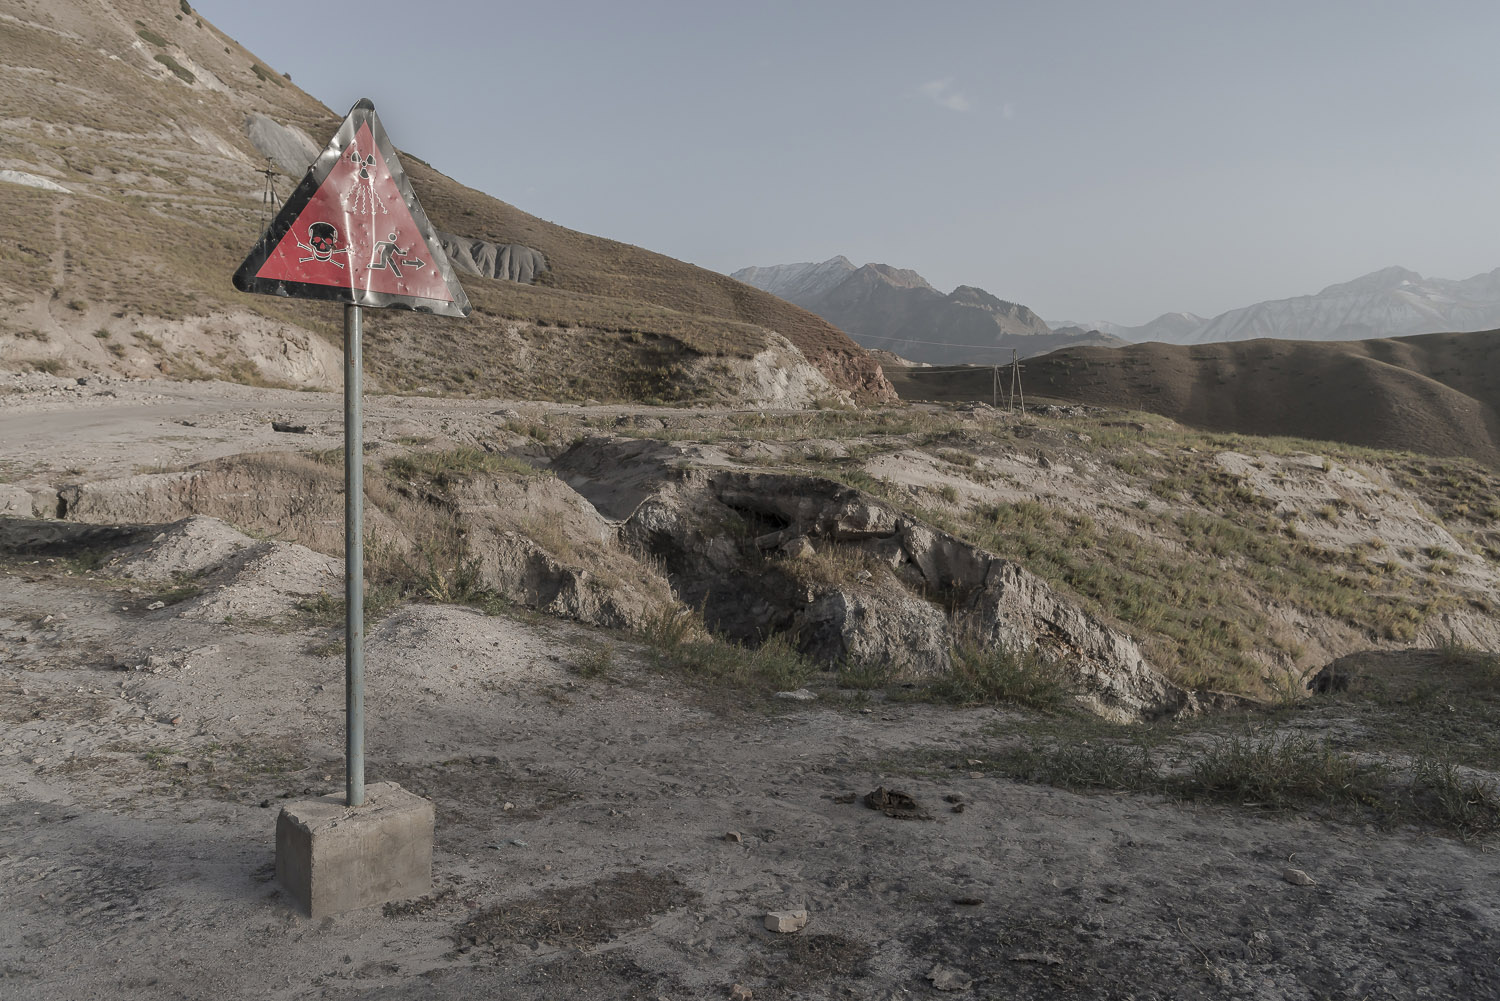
<box><xmin>891</xmin><ymin>330</ymin><xmax>1500</xmax><ymax>466</ymax></box>
<box><xmin>0</xmin><ymin>0</ymin><xmax>892</xmax><ymax>404</ymax></box>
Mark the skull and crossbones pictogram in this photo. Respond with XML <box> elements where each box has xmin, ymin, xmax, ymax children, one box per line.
<box><xmin>296</xmin><ymin>221</ymin><xmax>351</xmax><ymax>268</ymax></box>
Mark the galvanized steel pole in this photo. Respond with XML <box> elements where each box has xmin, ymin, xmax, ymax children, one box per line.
<box><xmin>344</xmin><ymin>302</ymin><xmax>365</xmax><ymax>807</ymax></box>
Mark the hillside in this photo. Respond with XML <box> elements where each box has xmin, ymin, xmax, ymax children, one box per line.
<box><xmin>1058</xmin><ymin>266</ymin><xmax>1500</xmax><ymax>345</ymax></box>
<box><xmin>733</xmin><ymin>256</ymin><xmax>1120</xmax><ymax>364</ymax></box>
<box><xmin>0</xmin><ymin>0</ymin><xmax>892</xmax><ymax>404</ymax></box>
<box><xmin>891</xmin><ymin>329</ymin><xmax>1500</xmax><ymax>467</ymax></box>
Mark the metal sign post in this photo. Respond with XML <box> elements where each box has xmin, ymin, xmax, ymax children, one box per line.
<box><xmin>343</xmin><ymin>302</ymin><xmax>365</xmax><ymax>807</ymax></box>
<box><xmin>232</xmin><ymin>97</ymin><xmax>470</xmax><ymax>812</ymax></box>
<box><xmin>240</xmin><ymin>98</ymin><xmax>469</xmax><ymax>917</ymax></box>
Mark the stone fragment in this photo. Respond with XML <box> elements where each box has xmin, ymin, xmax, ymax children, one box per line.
<box><xmin>1282</xmin><ymin>868</ymin><xmax>1315</xmax><ymax>886</ymax></box>
<box><xmin>724</xmin><ymin>831</ymin><xmax>743</xmax><ymax>843</ymax></box>
<box><xmin>764</xmin><ymin>909</ymin><xmax>808</xmax><ymax>933</ymax></box>
<box><xmin>730</xmin><ymin>985</ymin><xmax>753</xmax><ymax>1001</ymax></box>
<box><xmin>774</xmin><ymin>688</ymin><xmax>817</xmax><ymax>702</ymax></box>
<box><xmin>779</xmin><ymin>535</ymin><xmax>816</xmax><ymax>559</ymax></box>
<box><xmin>927</xmin><ymin>964</ymin><xmax>973</xmax><ymax>991</ymax></box>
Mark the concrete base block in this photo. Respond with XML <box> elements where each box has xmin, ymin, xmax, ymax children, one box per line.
<box><xmin>275</xmin><ymin>781</ymin><xmax>434</xmax><ymax>918</ymax></box>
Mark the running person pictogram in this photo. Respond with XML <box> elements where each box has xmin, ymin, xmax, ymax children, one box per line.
<box><xmin>368</xmin><ymin>232</ymin><xmax>426</xmax><ymax>278</ymax></box>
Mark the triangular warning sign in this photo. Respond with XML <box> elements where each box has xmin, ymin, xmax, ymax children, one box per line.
<box><xmin>233</xmin><ymin>99</ymin><xmax>470</xmax><ymax>317</ymax></box>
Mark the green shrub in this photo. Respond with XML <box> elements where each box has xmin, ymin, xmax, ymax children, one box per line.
<box><xmin>154</xmin><ymin>53</ymin><xmax>195</xmax><ymax>83</ymax></box>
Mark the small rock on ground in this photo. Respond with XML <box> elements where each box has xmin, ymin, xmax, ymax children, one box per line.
<box><xmin>764</xmin><ymin>909</ymin><xmax>808</xmax><ymax>933</ymax></box>
<box><xmin>928</xmin><ymin>964</ymin><xmax>973</xmax><ymax>991</ymax></box>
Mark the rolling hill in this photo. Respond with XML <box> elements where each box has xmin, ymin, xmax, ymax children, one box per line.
<box><xmin>0</xmin><ymin>0</ymin><xmax>893</xmax><ymax>404</ymax></box>
<box><xmin>889</xmin><ymin>329</ymin><xmax>1500</xmax><ymax>467</ymax></box>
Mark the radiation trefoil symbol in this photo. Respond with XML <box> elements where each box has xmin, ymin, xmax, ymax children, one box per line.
<box><xmin>345</xmin><ymin>147</ymin><xmax>386</xmax><ymax>216</ymax></box>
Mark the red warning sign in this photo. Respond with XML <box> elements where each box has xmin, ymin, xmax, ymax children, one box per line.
<box><xmin>233</xmin><ymin>100</ymin><xmax>470</xmax><ymax>317</ymax></box>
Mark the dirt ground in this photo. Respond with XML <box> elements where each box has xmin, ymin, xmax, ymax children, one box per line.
<box><xmin>3</xmin><ymin>376</ymin><xmax>1499</xmax><ymax>1000</ymax></box>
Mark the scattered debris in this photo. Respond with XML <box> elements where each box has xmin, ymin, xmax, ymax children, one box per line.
<box><xmin>831</xmin><ymin>792</ymin><xmax>856</xmax><ymax>804</ymax></box>
<box><xmin>764</xmin><ymin>909</ymin><xmax>808</xmax><ymax>934</ymax></box>
<box><xmin>271</xmin><ymin>421</ymin><xmax>310</xmax><ymax>434</ymax></box>
<box><xmin>1282</xmin><ymin>868</ymin><xmax>1315</xmax><ymax>886</ymax></box>
<box><xmin>863</xmin><ymin>786</ymin><xmax>931</xmax><ymax>820</ymax></box>
<box><xmin>774</xmin><ymin>688</ymin><xmax>817</xmax><ymax>702</ymax></box>
<box><xmin>730</xmin><ymin>985</ymin><xmax>753</xmax><ymax>1001</ymax></box>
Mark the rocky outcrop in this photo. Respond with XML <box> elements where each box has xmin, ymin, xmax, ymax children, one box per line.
<box><xmin>245</xmin><ymin>113</ymin><xmax>320</xmax><ymax>175</ymax></box>
<box><xmin>797</xmin><ymin>587</ymin><xmax>952</xmax><ymax>678</ymax></box>
<box><xmin>445</xmin><ymin>473</ymin><xmax>672</xmax><ymax>629</ymax></box>
<box><xmin>707</xmin><ymin>471</ymin><xmax>1187</xmax><ymax>720</ymax></box>
<box><xmin>565</xmin><ymin>440</ymin><xmax>1188</xmax><ymax>720</ymax></box>
<box><xmin>677</xmin><ymin>333</ymin><xmax>851</xmax><ymax>408</ymax></box>
<box><xmin>435</xmin><ymin>233</ymin><xmax>547</xmax><ymax>284</ymax></box>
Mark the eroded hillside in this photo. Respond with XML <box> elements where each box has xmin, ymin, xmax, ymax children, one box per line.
<box><xmin>0</xmin><ymin>0</ymin><xmax>892</xmax><ymax>404</ymax></box>
<box><xmin>5</xmin><ymin>372</ymin><xmax>1497</xmax><ymax>710</ymax></box>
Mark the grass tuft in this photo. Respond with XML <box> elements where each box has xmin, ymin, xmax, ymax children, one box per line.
<box><xmin>1407</xmin><ymin>758</ymin><xmax>1500</xmax><ymax>841</ymax></box>
<box><xmin>924</xmin><ymin>641</ymin><xmax>1071</xmax><ymax>710</ymax></box>
<box><xmin>1186</xmin><ymin>735</ymin><xmax>1381</xmax><ymax>810</ymax></box>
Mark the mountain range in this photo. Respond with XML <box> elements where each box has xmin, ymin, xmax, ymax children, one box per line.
<box><xmin>732</xmin><ymin>257</ymin><xmax>1120</xmax><ymax>365</ymax></box>
<box><xmin>1060</xmin><ymin>266</ymin><xmax>1500</xmax><ymax>345</ymax></box>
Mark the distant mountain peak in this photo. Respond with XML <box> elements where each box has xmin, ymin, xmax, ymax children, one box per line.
<box><xmin>857</xmin><ymin>263</ymin><xmax>932</xmax><ymax>290</ymax></box>
<box><xmin>734</xmin><ymin>256</ymin><xmax>1122</xmax><ymax>363</ymax></box>
<box><xmin>1318</xmin><ymin>266</ymin><xmax>1425</xmax><ymax>297</ymax></box>
<box><xmin>1058</xmin><ymin>265</ymin><xmax>1500</xmax><ymax>346</ymax></box>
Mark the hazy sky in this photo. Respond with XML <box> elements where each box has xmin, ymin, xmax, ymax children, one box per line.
<box><xmin>198</xmin><ymin>0</ymin><xmax>1500</xmax><ymax>326</ymax></box>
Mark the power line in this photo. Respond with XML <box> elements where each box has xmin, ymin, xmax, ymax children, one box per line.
<box><xmin>847</xmin><ymin>329</ymin><xmax>1059</xmax><ymax>352</ymax></box>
